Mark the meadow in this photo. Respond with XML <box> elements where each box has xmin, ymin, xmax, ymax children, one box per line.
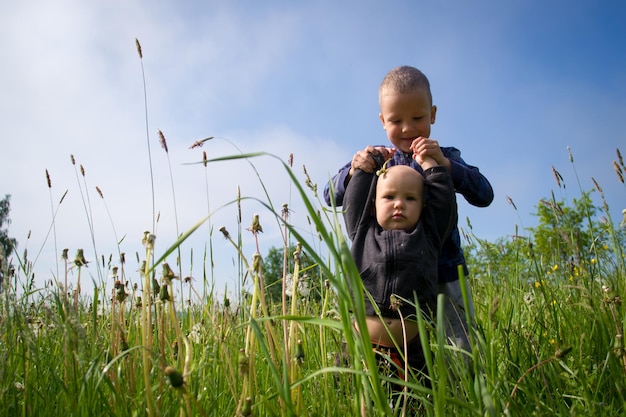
<box><xmin>1</xmin><ymin>42</ymin><xmax>625</xmax><ymax>416</ymax></box>
<box><xmin>1</xmin><ymin>144</ymin><xmax>625</xmax><ymax>416</ymax></box>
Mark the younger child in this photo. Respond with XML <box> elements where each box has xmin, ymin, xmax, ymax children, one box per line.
<box><xmin>343</xmin><ymin>148</ymin><xmax>456</xmax><ymax>379</ymax></box>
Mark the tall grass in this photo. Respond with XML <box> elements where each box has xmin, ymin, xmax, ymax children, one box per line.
<box><xmin>0</xmin><ymin>41</ymin><xmax>624</xmax><ymax>416</ymax></box>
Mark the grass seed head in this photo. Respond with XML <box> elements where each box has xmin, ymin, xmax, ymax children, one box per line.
<box><xmin>613</xmin><ymin>161</ymin><xmax>624</xmax><ymax>183</ymax></box>
<box><xmin>135</xmin><ymin>38</ymin><xmax>143</xmax><ymax>59</ymax></box>
<box><xmin>158</xmin><ymin>129</ymin><xmax>168</xmax><ymax>153</ymax></box>
<box><xmin>45</xmin><ymin>169</ymin><xmax>51</xmax><ymax>188</ymax></box>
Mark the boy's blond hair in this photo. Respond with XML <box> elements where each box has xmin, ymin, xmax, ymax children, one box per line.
<box><xmin>378</xmin><ymin>66</ymin><xmax>433</xmax><ymax>105</ymax></box>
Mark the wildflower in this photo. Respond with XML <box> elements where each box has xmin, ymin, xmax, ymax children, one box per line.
<box><xmin>251</xmin><ymin>252</ymin><xmax>262</xmax><ymax>274</ymax></box>
<box><xmin>591</xmin><ymin>258</ymin><xmax>597</xmax><ymax>265</ymax></box>
<box><xmin>552</xmin><ymin>264</ymin><xmax>559</xmax><ymax>272</ymax></box>
<box><xmin>523</xmin><ymin>292</ymin><xmax>534</xmax><ymax>304</ymax></box>
<box><xmin>247</xmin><ymin>214</ymin><xmax>263</xmax><ymax>235</ymax></box>
<box><xmin>159</xmin><ymin>284</ymin><xmax>172</xmax><ymax>301</ymax></box>
<box><xmin>164</xmin><ymin>366</ymin><xmax>184</xmax><ymax>388</ymax></box>
<box><xmin>161</xmin><ymin>262</ymin><xmax>177</xmax><ymax>284</ymax></box>
<box><xmin>240</xmin><ymin>397</ymin><xmax>253</xmax><ymax>416</ymax></box>
<box><xmin>142</xmin><ymin>231</ymin><xmax>156</xmax><ymax>249</ymax></box>
<box><xmin>294</xmin><ymin>339</ymin><xmax>305</xmax><ymax>364</ymax></box>
<box><xmin>74</xmin><ymin>249</ymin><xmax>88</xmax><ymax>267</ymax></box>
<box><xmin>188</xmin><ymin>323</ymin><xmax>204</xmax><ymax>344</ymax></box>
<box><xmin>556</xmin><ymin>346</ymin><xmax>573</xmax><ymax>359</ymax></box>
<box><xmin>115</xmin><ymin>280</ymin><xmax>128</xmax><ymax>303</ymax></box>
<box><xmin>238</xmin><ymin>349</ymin><xmax>249</xmax><ymax>375</ymax></box>
<box><xmin>281</xmin><ymin>203</ymin><xmax>290</xmax><ymax>220</ymax></box>
<box><xmin>389</xmin><ymin>294</ymin><xmax>403</xmax><ymax>311</ymax></box>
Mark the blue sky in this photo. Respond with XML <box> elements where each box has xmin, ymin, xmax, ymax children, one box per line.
<box><xmin>1</xmin><ymin>1</ymin><xmax>624</xmax><ymax>298</ymax></box>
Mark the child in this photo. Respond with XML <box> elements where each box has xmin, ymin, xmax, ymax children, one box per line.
<box><xmin>325</xmin><ymin>66</ymin><xmax>494</xmax><ymax>352</ymax></box>
<box><xmin>343</xmin><ymin>149</ymin><xmax>456</xmax><ymax>380</ymax></box>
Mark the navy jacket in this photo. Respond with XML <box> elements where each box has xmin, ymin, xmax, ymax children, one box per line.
<box><xmin>344</xmin><ymin>164</ymin><xmax>456</xmax><ymax>318</ymax></box>
<box><xmin>325</xmin><ymin>147</ymin><xmax>493</xmax><ymax>283</ymax></box>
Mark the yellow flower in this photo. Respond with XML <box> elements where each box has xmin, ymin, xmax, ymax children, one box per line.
<box><xmin>591</xmin><ymin>258</ymin><xmax>597</xmax><ymax>264</ymax></box>
<box><xmin>535</xmin><ymin>281</ymin><xmax>541</xmax><ymax>288</ymax></box>
<box><xmin>552</xmin><ymin>300</ymin><xmax>557</xmax><ymax>306</ymax></box>
<box><xmin>549</xmin><ymin>338</ymin><xmax>556</xmax><ymax>345</ymax></box>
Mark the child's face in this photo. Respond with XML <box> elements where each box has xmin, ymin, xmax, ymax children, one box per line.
<box><xmin>375</xmin><ymin>166</ymin><xmax>424</xmax><ymax>231</ymax></box>
<box><xmin>379</xmin><ymin>89</ymin><xmax>437</xmax><ymax>154</ymax></box>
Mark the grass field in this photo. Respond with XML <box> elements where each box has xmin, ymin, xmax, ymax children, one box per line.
<box><xmin>1</xmin><ymin>145</ymin><xmax>624</xmax><ymax>417</ymax></box>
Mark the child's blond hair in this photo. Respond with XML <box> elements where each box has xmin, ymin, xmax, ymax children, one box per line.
<box><xmin>378</xmin><ymin>66</ymin><xmax>433</xmax><ymax>105</ymax></box>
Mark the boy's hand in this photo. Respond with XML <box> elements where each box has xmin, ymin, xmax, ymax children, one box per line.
<box><xmin>411</xmin><ymin>137</ymin><xmax>451</xmax><ymax>170</ymax></box>
<box><xmin>349</xmin><ymin>146</ymin><xmax>395</xmax><ymax>177</ymax></box>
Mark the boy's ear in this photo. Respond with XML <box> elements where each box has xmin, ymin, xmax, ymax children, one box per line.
<box><xmin>379</xmin><ymin>112</ymin><xmax>386</xmax><ymax>128</ymax></box>
<box><xmin>430</xmin><ymin>105</ymin><xmax>437</xmax><ymax>124</ymax></box>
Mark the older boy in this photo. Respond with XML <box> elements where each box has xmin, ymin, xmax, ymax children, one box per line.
<box><xmin>325</xmin><ymin>66</ymin><xmax>493</xmax><ymax>351</ymax></box>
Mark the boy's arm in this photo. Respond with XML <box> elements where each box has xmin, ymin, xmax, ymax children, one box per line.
<box><xmin>442</xmin><ymin>147</ymin><xmax>494</xmax><ymax>207</ymax></box>
<box><xmin>323</xmin><ymin>161</ymin><xmax>351</xmax><ymax>207</ymax></box>
<box><xmin>323</xmin><ymin>146</ymin><xmax>394</xmax><ymax>207</ymax></box>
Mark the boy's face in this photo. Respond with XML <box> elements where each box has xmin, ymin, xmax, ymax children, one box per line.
<box><xmin>379</xmin><ymin>89</ymin><xmax>437</xmax><ymax>154</ymax></box>
<box><xmin>375</xmin><ymin>166</ymin><xmax>424</xmax><ymax>231</ymax></box>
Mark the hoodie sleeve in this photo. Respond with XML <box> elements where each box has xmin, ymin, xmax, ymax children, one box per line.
<box><xmin>421</xmin><ymin>166</ymin><xmax>457</xmax><ymax>249</ymax></box>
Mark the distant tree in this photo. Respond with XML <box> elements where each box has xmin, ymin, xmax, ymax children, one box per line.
<box><xmin>530</xmin><ymin>190</ymin><xmax>604</xmax><ymax>265</ymax></box>
<box><xmin>262</xmin><ymin>244</ymin><xmax>322</xmax><ymax>304</ymax></box>
<box><xmin>0</xmin><ymin>194</ymin><xmax>17</xmax><ymax>289</ymax></box>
